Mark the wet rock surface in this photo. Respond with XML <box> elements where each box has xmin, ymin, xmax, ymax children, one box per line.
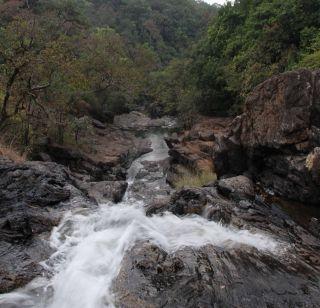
<box><xmin>0</xmin><ymin>157</ymin><xmax>93</xmax><ymax>293</ymax></box>
<box><xmin>114</xmin><ymin>241</ymin><xmax>320</xmax><ymax>308</ymax></box>
<box><xmin>81</xmin><ymin>181</ymin><xmax>128</xmax><ymax>203</ymax></box>
<box><xmin>115</xmin><ymin>185</ymin><xmax>320</xmax><ymax>308</ymax></box>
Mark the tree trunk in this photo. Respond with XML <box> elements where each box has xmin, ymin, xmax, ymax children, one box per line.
<box><xmin>0</xmin><ymin>68</ymin><xmax>20</xmax><ymax>126</ymax></box>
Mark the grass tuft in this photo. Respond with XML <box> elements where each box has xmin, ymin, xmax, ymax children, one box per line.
<box><xmin>173</xmin><ymin>166</ymin><xmax>217</xmax><ymax>189</ymax></box>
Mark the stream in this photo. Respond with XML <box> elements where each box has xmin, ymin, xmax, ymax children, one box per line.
<box><xmin>0</xmin><ymin>133</ymin><xmax>280</xmax><ymax>308</ymax></box>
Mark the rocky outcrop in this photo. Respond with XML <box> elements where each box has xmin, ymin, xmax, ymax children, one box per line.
<box><xmin>115</xmin><ymin>186</ymin><xmax>320</xmax><ymax>308</ymax></box>
<box><xmin>240</xmin><ymin>70</ymin><xmax>320</xmax><ymax>151</ymax></box>
<box><xmin>33</xmin><ymin>124</ymin><xmax>152</xmax><ymax>181</ymax></box>
<box><xmin>0</xmin><ymin>157</ymin><xmax>94</xmax><ymax>293</ymax></box>
<box><xmin>115</xmin><ymin>242</ymin><xmax>320</xmax><ymax>308</ymax></box>
<box><xmin>166</xmin><ymin>117</ymin><xmax>233</xmax><ymax>173</ymax></box>
<box><xmin>238</xmin><ymin>70</ymin><xmax>320</xmax><ymax>204</ymax></box>
<box><xmin>114</xmin><ymin>111</ymin><xmax>176</xmax><ymax>132</ymax></box>
<box><xmin>167</xmin><ymin>69</ymin><xmax>320</xmax><ymax>205</ymax></box>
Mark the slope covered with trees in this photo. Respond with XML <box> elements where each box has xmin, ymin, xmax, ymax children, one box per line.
<box><xmin>188</xmin><ymin>0</ymin><xmax>320</xmax><ymax>115</ymax></box>
<box><xmin>88</xmin><ymin>0</ymin><xmax>217</xmax><ymax>63</ymax></box>
<box><xmin>0</xmin><ymin>0</ymin><xmax>217</xmax><ymax>149</ymax></box>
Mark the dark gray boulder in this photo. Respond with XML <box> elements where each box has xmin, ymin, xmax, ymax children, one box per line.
<box><xmin>0</xmin><ymin>158</ymin><xmax>92</xmax><ymax>293</ymax></box>
<box><xmin>114</xmin><ymin>241</ymin><xmax>320</xmax><ymax>308</ymax></box>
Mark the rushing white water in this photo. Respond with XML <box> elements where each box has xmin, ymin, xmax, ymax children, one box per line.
<box><xmin>0</xmin><ymin>133</ymin><xmax>280</xmax><ymax>308</ymax></box>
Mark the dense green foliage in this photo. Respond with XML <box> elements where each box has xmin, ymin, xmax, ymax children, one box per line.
<box><xmin>189</xmin><ymin>0</ymin><xmax>320</xmax><ymax>115</ymax></box>
<box><xmin>88</xmin><ymin>0</ymin><xmax>217</xmax><ymax>63</ymax></box>
<box><xmin>0</xmin><ymin>0</ymin><xmax>217</xmax><ymax>148</ymax></box>
<box><xmin>3</xmin><ymin>0</ymin><xmax>319</xmax><ymax>151</ymax></box>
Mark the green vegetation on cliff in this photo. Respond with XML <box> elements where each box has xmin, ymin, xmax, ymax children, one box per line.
<box><xmin>187</xmin><ymin>0</ymin><xmax>320</xmax><ymax>115</ymax></box>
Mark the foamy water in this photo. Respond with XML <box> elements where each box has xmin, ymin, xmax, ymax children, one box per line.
<box><xmin>0</xmin><ymin>134</ymin><xmax>280</xmax><ymax>308</ymax></box>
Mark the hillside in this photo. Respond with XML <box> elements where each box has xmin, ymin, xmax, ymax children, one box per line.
<box><xmin>0</xmin><ymin>0</ymin><xmax>217</xmax><ymax>150</ymax></box>
<box><xmin>88</xmin><ymin>0</ymin><xmax>218</xmax><ymax>63</ymax></box>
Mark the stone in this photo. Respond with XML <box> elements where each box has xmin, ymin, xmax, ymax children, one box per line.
<box><xmin>240</xmin><ymin>69</ymin><xmax>320</xmax><ymax>151</ymax></box>
<box><xmin>217</xmin><ymin>175</ymin><xmax>255</xmax><ymax>200</ymax></box>
<box><xmin>84</xmin><ymin>181</ymin><xmax>128</xmax><ymax>203</ymax></box>
<box><xmin>114</xmin><ymin>240</ymin><xmax>320</xmax><ymax>308</ymax></box>
<box><xmin>167</xmin><ymin>188</ymin><xmax>208</xmax><ymax>215</ymax></box>
<box><xmin>92</xmin><ymin>119</ymin><xmax>106</xmax><ymax>130</ymax></box>
<box><xmin>309</xmin><ymin>217</ymin><xmax>320</xmax><ymax>238</ymax></box>
<box><xmin>0</xmin><ymin>158</ymin><xmax>92</xmax><ymax>293</ymax></box>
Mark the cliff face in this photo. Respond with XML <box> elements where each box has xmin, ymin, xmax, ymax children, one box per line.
<box><xmin>238</xmin><ymin>70</ymin><xmax>320</xmax><ymax>204</ymax></box>
<box><xmin>240</xmin><ymin>69</ymin><xmax>320</xmax><ymax>151</ymax></box>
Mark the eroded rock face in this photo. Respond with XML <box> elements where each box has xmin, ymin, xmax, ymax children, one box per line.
<box><xmin>240</xmin><ymin>70</ymin><xmax>320</xmax><ymax>151</ymax></box>
<box><xmin>166</xmin><ymin>117</ymin><xmax>233</xmax><ymax>173</ymax></box>
<box><xmin>114</xmin><ymin>241</ymin><xmax>320</xmax><ymax>308</ymax></box>
<box><xmin>114</xmin><ymin>186</ymin><xmax>320</xmax><ymax>308</ymax></box>
<box><xmin>33</xmin><ymin>124</ymin><xmax>152</xmax><ymax>181</ymax></box>
<box><xmin>0</xmin><ymin>158</ymin><xmax>92</xmax><ymax>293</ymax></box>
<box><xmin>237</xmin><ymin>70</ymin><xmax>320</xmax><ymax>203</ymax></box>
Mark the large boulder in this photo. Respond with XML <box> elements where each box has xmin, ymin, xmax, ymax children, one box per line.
<box><xmin>114</xmin><ymin>241</ymin><xmax>320</xmax><ymax>308</ymax></box>
<box><xmin>185</xmin><ymin>70</ymin><xmax>320</xmax><ymax>204</ymax></box>
<box><xmin>217</xmin><ymin>175</ymin><xmax>255</xmax><ymax>201</ymax></box>
<box><xmin>81</xmin><ymin>181</ymin><xmax>128</xmax><ymax>203</ymax></box>
<box><xmin>114</xmin><ymin>185</ymin><xmax>320</xmax><ymax>308</ymax></box>
<box><xmin>240</xmin><ymin>69</ymin><xmax>320</xmax><ymax>151</ymax></box>
<box><xmin>0</xmin><ymin>158</ymin><xmax>92</xmax><ymax>293</ymax></box>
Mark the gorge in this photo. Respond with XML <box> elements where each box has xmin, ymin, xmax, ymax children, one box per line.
<box><xmin>1</xmin><ymin>70</ymin><xmax>320</xmax><ymax>307</ymax></box>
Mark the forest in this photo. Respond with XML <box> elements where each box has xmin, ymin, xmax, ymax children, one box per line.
<box><xmin>0</xmin><ymin>0</ymin><xmax>320</xmax><ymax>149</ymax></box>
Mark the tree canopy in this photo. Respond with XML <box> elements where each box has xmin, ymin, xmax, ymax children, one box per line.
<box><xmin>0</xmin><ymin>0</ymin><xmax>217</xmax><ymax>148</ymax></box>
<box><xmin>189</xmin><ymin>0</ymin><xmax>320</xmax><ymax>115</ymax></box>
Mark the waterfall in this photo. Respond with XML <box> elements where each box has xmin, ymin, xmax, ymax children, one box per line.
<box><xmin>0</xmin><ymin>134</ymin><xmax>279</xmax><ymax>308</ymax></box>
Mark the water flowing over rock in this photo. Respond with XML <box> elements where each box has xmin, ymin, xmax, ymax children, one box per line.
<box><xmin>115</xmin><ymin>184</ymin><xmax>320</xmax><ymax>308</ymax></box>
<box><xmin>114</xmin><ymin>241</ymin><xmax>319</xmax><ymax>308</ymax></box>
<box><xmin>1</xmin><ymin>132</ymin><xmax>320</xmax><ymax>308</ymax></box>
<box><xmin>0</xmin><ymin>158</ymin><xmax>93</xmax><ymax>293</ymax></box>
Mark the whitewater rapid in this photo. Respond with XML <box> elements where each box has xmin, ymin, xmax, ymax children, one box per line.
<box><xmin>0</xmin><ymin>134</ymin><xmax>280</xmax><ymax>308</ymax></box>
